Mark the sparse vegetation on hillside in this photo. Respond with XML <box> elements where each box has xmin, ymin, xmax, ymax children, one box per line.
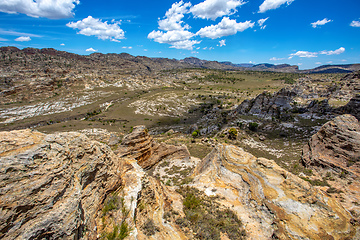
<box><xmin>176</xmin><ymin>186</ymin><xmax>246</xmax><ymax>240</ymax></box>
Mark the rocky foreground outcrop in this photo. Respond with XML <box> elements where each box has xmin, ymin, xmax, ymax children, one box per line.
<box><xmin>193</xmin><ymin>144</ymin><xmax>356</xmax><ymax>239</ymax></box>
<box><xmin>117</xmin><ymin>125</ymin><xmax>190</xmax><ymax>169</ymax></box>
<box><xmin>302</xmin><ymin>114</ymin><xmax>360</xmax><ymax>176</ymax></box>
<box><xmin>0</xmin><ymin>127</ymin><xmax>358</xmax><ymax>239</ymax></box>
<box><xmin>0</xmin><ymin>129</ymin><xmax>122</xmax><ymax>239</ymax></box>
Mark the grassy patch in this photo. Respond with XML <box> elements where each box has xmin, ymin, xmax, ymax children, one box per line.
<box><xmin>300</xmin><ymin>177</ymin><xmax>329</xmax><ymax>187</ymax></box>
<box><xmin>176</xmin><ymin>186</ymin><xmax>246</xmax><ymax>240</ymax></box>
<box><xmin>101</xmin><ymin>192</ymin><xmax>132</xmax><ymax>240</ymax></box>
<box><xmin>102</xmin><ymin>193</ymin><xmax>119</xmax><ymax>215</ymax></box>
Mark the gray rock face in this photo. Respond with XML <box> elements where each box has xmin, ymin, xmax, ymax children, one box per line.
<box><xmin>336</xmin><ymin>94</ymin><xmax>360</xmax><ymax>120</ymax></box>
<box><xmin>235</xmin><ymin>88</ymin><xmax>296</xmax><ymax>118</ymax></box>
<box><xmin>0</xmin><ymin>129</ymin><xmax>121</xmax><ymax>239</ymax></box>
<box><xmin>302</xmin><ymin>114</ymin><xmax>360</xmax><ymax>176</ymax></box>
<box><xmin>234</xmin><ymin>72</ymin><xmax>360</xmax><ymax>120</ymax></box>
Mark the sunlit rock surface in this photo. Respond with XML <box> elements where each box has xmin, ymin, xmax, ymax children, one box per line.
<box><xmin>0</xmin><ymin>129</ymin><xmax>122</xmax><ymax>239</ymax></box>
<box><xmin>117</xmin><ymin>125</ymin><xmax>190</xmax><ymax>169</ymax></box>
<box><xmin>302</xmin><ymin>114</ymin><xmax>360</xmax><ymax>176</ymax></box>
<box><xmin>193</xmin><ymin>144</ymin><xmax>355</xmax><ymax>239</ymax></box>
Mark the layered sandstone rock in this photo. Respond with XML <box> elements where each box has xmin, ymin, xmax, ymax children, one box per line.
<box><xmin>117</xmin><ymin>125</ymin><xmax>190</xmax><ymax>169</ymax></box>
<box><xmin>0</xmin><ymin>129</ymin><xmax>122</xmax><ymax>239</ymax></box>
<box><xmin>302</xmin><ymin>114</ymin><xmax>360</xmax><ymax>224</ymax></box>
<box><xmin>302</xmin><ymin>114</ymin><xmax>360</xmax><ymax>176</ymax></box>
<box><xmin>192</xmin><ymin>144</ymin><xmax>356</xmax><ymax>239</ymax></box>
<box><xmin>1</xmin><ymin>127</ymin><xmax>358</xmax><ymax>240</ymax></box>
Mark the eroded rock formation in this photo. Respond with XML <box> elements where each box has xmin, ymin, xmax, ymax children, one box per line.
<box><xmin>302</xmin><ymin>114</ymin><xmax>360</xmax><ymax>176</ymax></box>
<box><xmin>0</xmin><ymin>126</ymin><xmax>358</xmax><ymax>239</ymax></box>
<box><xmin>336</xmin><ymin>94</ymin><xmax>360</xmax><ymax>120</ymax></box>
<box><xmin>302</xmin><ymin>114</ymin><xmax>360</xmax><ymax>224</ymax></box>
<box><xmin>235</xmin><ymin>88</ymin><xmax>297</xmax><ymax>119</ymax></box>
<box><xmin>117</xmin><ymin>125</ymin><xmax>190</xmax><ymax>169</ymax></box>
<box><xmin>0</xmin><ymin>129</ymin><xmax>122</xmax><ymax>239</ymax></box>
<box><xmin>192</xmin><ymin>144</ymin><xmax>356</xmax><ymax>239</ymax></box>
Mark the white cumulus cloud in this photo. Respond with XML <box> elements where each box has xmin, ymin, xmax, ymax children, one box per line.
<box><xmin>158</xmin><ymin>1</ymin><xmax>191</xmax><ymax>31</ymax></box>
<box><xmin>148</xmin><ymin>1</ymin><xmax>201</xmax><ymax>50</ymax></box>
<box><xmin>289</xmin><ymin>50</ymin><xmax>317</xmax><ymax>59</ymax></box>
<box><xmin>311</xmin><ymin>18</ymin><xmax>332</xmax><ymax>28</ymax></box>
<box><xmin>170</xmin><ymin>40</ymin><xmax>201</xmax><ymax>50</ymax></box>
<box><xmin>66</xmin><ymin>16</ymin><xmax>125</xmax><ymax>41</ymax></box>
<box><xmin>258</xmin><ymin>17</ymin><xmax>269</xmax><ymax>29</ymax></box>
<box><xmin>218</xmin><ymin>39</ymin><xmax>226</xmax><ymax>47</ymax></box>
<box><xmin>60</xmin><ymin>43</ymin><xmax>65</xmax><ymax>46</ymax></box>
<box><xmin>0</xmin><ymin>0</ymin><xmax>79</xmax><ymax>19</ymax></box>
<box><xmin>350</xmin><ymin>20</ymin><xmax>360</xmax><ymax>27</ymax></box>
<box><xmin>319</xmin><ymin>47</ymin><xmax>345</xmax><ymax>55</ymax></box>
<box><xmin>259</xmin><ymin>0</ymin><xmax>294</xmax><ymax>13</ymax></box>
<box><xmin>148</xmin><ymin>29</ymin><xmax>200</xmax><ymax>50</ymax></box>
<box><xmin>191</xmin><ymin>0</ymin><xmax>245</xmax><ymax>20</ymax></box>
<box><xmin>15</xmin><ymin>36</ymin><xmax>31</xmax><ymax>41</ymax></box>
<box><xmin>86</xmin><ymin>48</ymin><xmax>97</xmax><ymax>52</ymax></box>
<box><xmin>196</xmin><ymin>17</ymin><xmax>254</xmax><ymax>39</ymax></box>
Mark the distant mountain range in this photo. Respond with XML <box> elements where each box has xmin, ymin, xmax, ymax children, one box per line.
<box><xmin>1</xmin><ymin>46</ymin><xmax>359</xmax><ymax>74</ymax></box>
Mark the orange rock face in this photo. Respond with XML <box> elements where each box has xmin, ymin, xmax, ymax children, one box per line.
<box><xmin>117</xmin><ymin>125</ymin><xmax>190</xmax><ymax>169</ymax></box>
<box><xmin>193</xmin><ymin>144</ymin><xmax>356</xmax><ymax>239</ymax></box>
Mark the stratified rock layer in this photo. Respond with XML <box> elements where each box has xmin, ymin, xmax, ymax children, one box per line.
<box><xmin>302</xmin><ymin>114</ymin><xmax>360</xmax><ymax>176</ymax></box>
<box><xmin>0</xmin><ymin>126</ymin><xmax>358</xmax><ymax>240</ymax></box>
<box><xmin>0</xmin><ymin>129</ymin><xmax>122</xmax><ymax>239</ymax></box>
<box><xmin>117</xmin><ymin>125</ymin><xmax>190</xmax><ymax>169</ymax></box>
<box><xmin>193</xmin><ymin>144</ymin><xmax>355</xmax><ymax>239</ymax></box>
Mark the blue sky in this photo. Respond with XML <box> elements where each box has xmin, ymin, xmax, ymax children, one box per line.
<box><xmin>0</xmin><ymin>0</ymin><xmax>359</xmax><ymax>69</ymax></box>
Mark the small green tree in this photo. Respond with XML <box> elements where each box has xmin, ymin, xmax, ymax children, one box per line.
<box><xmin>228</xmin><ymin>128</ymin><xmax>238</xmax><ymax>140</ymax></box>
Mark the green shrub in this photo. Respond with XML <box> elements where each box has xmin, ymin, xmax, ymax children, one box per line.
<box><xmin>183</xmin><ymin>193</ymin><xmax>201</xmax><ymax>210</ymax></box>
<box><xmin>248</xmin><ymin>122</ymin><xmax>258</xmax><ymax>131</ymax></box>
<box><xmin>192</xmin><ymin>130</ymin><xmax>199</xmax><ymax>138</ymax></box>
<box><xmin>228</xmin><ymin>128</ymin><xmax>238</xmax><ymax>140</ymax></box>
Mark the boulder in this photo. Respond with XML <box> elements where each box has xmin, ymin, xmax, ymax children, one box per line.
<box><xmin>302</xmin><ymin>114</ymin><xmax>360</xmax><ymax>176</ymax></box>
<box><xmin>117</xmin><ymin>126</ymin><xmax>190</xmax><ymax>169</ymax></box>
<box><xmin>336</xmin><ymin>94</ymin><xmax>360</xmax><ymax>120</ymax></box>
<box><xmin>0</xmin><ymin>129</ymin><xmax>122</xmax><ymax>239</ymax></box>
